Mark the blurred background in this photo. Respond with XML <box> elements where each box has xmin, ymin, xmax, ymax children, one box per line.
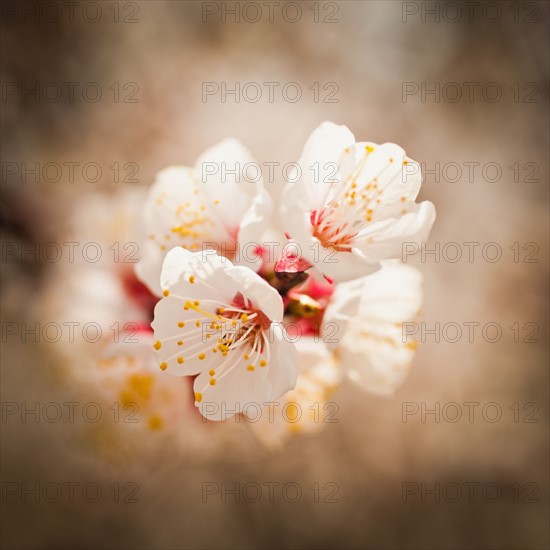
<box><xmin>1</xmin><ymin>1</ymin><xmax>548</xmax><ymax>549</ymax></box>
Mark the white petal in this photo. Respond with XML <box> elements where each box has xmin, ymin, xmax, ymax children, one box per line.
<box><xmin>236</xmin><ymin>186</ymin><xmax>273</xmax><ymax>272</ymax></box>
<box><xmin>281</xmin><ymin>183</ymin><xmax>316</xmax><ymax>248</ymax></box>
<box><xmin>195</xmin><ymin>138</ymin><xmax>268</xmax><ymax>227</ymax></box>
<box><xmin>266</xmin><ymin>322</ymin><xmax>298</xmax><ymax>400</ymax></box>
<box><xmin>340</xmin><ymin>343</ymin><xmax>413</xmax><ymax>396</ymax></box>
<box><xmin>338</xmin><ymin>142</ymin><xmax>423</xmax><ymax>206</ymax></box>
<box><xmin>194</xmin><ymin>354</ymin><xmax>273</xmax><ymax>421</ymax></box>
<box><xmin>290</xmin><ymin>121</ymin><xmax>355</xmax><ymax>212</ymax></box>
<box><xmin>352</xmin><ymin>201</ymin><xmax>436</xmax><ymax>263</ymax></box>
<box><xmin>356</xmin><ymin>261</ymin><xmax>423</xmax><ymax>321</ymax></box>
<box><xmin>323</xmin><ymin>276</ymin><xmax>374</xmax><ymax>348</ymax></box>
<box><xmin>306</xmin><ymin>241</ymin><xmax>380</xmax><ymax>283</ymax></box>
<box><xmin>331</xmin><ymin>263</ymin><xmax>423</xmax><ymax>394</ymax></box>
<box><xmin>224</xmin><ymin>265</ymin><xmax>284</xmax><ymax>322</ymax></box>
<box><xmin>159</xmin><ymin>247</ymin><xmax>233</xmax><ymax>297</ymax></box>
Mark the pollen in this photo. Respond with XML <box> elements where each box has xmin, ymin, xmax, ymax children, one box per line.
<box><xmin>244</xmin><ymin>354</ymin><xmax>249</xmax><ymax>360</ymax></box>
<box><xmin>148</xmin><ymin>415</ymin><xmax>164</xmax><ymax>431</ymax></box>
<box><xmin>209</xmin><ymin>378</ymin><xmax>216</xmax><ymax>386</ymax></box>
<box><xmin>178</xmin><ymin>321</ymin><xmax>185</xmax><ymax>328</ymax></box>
<box><xmin>178</xmin><ymin>341</ymin><xmax>183</xmax><ymax>346</ymax></box>
<box><xmin>240</xmin><ymin>313</ymin><xmax>248</xmax><ymax>322</ymax></box>
<box><xmin>189</xmin><ymin>275</ymin><xmax>195</xmax><ymax>284</ymax></box>
<box><xmin>177</xmin><ymin>356</ymin><xmax>184</xmax><ymax>364</ymax></box>
<box><xmin>195</xmin><ymin>321</ymin><xmax>200</xmax><ymax>327</ymax></box>
<box><xmin>163</xmin><ymin>289</ymin><xmax>170</xmax><ymax>297</ymax></box>
<box><xmin>401</xmin><ymin>196</ymin><xmax>406</xmax><ymax>202</ymax></box>
<box><xmin>286</xmin><ymin>403</ymin><xmax>299</xmax><ymax>420</ymax></box>
<box><xmin>365</xmin><ymin>145</ymin><xmax>374</xmax><ymax>153</ymax></box>
<box><xmin>209</xmin><ymin>369</ymin><xmax>215</xmax><ymax>376</ymax></box>
<box><xmin>247</xmin><ymin>365</ymin><xmax>255</xmax><ymax>371</ymax></box>
<box><xmin>195</xmin><ymin>392</ymin><xmax>203</xmax><ymax>403</ymax></box>
<box><xmin>159</xmin><ymin>362</ymin><xmax>167</xmax><ymax>371</ymax></box>
<box><xmin>259</xmin><ymin>360</ymin><xmax>267</xmax><ymax>367</ymax></box>
<box><xmin>214</xmin><ymin>199</ymin><xmax>220</xmax><ymax>205</ymax></box>
<box><xmin>154</xmin><ymin>341</ymin><xmax>162</xmax><ymax>350</ymax></box>
<box><xmin>198</xmin><ymin>353</ymin><xmax>206</xmax><ymax>360</ymax></box>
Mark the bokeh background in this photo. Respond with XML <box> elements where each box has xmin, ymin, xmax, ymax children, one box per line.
<box><xmin>1</xmin><ymin>1</ymin><xmax>548</xmax><ymax>549</ymax></box>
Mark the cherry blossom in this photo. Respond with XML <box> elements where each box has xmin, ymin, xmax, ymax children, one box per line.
<box><xmin>280</xmin><ymin>122</ymin><xmax>435</xmax><ymax>282</ymax></box>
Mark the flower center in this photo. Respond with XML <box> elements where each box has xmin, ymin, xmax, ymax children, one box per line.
<box><xmin>179</xmin><ymin>291</ymin><xmax>271</xmax><ymax>375</ymax></box>
<box><xmin>214</xmin><ymin>293</ymin><xmax>271</xmax><ymax>359</ymax></box>
<box><xmin>310</xmin><ymin>208</ymin><xmax>357</xmax><ymax>251</ymax></box>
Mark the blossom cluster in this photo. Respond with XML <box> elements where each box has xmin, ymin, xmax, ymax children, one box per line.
<box><xmin>51</xmin><ymin>122</ymin><xmax>435</xmax><ymax>447</ymax></box>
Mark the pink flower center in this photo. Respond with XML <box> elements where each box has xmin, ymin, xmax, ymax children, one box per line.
<box><xmin>310</xmin><ymin>208</ymin><xmax>356</xmax><ymax>251</ymax></box>
<box><xmin>214</xmin><ymin>293</ymin><xmax>271</xmax><ymax>355</ymax></box>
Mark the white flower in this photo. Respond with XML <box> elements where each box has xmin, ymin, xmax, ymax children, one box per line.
<box><xmin>281</xmin><ymin>122</ymin><xmax>435</xmax><ymax>282</ymax></box>
<box><xmin>324</xmin><ymin>262</ymin><xmax>423</xmax><ymax>395</ymax></box>
<box><xmin>136</xmin><ymin>139</ymin><xmax>272</xmax><ymax>296</ymax></box>
<box><xmin>248</xmin><ymin>336</ymin><xmax>341</xmax><ymax>448</ymax></box>
<box><xmin>151</xmin><ymin>248</ymin><xmax>298</xmax><ymax>421</ymax></box>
